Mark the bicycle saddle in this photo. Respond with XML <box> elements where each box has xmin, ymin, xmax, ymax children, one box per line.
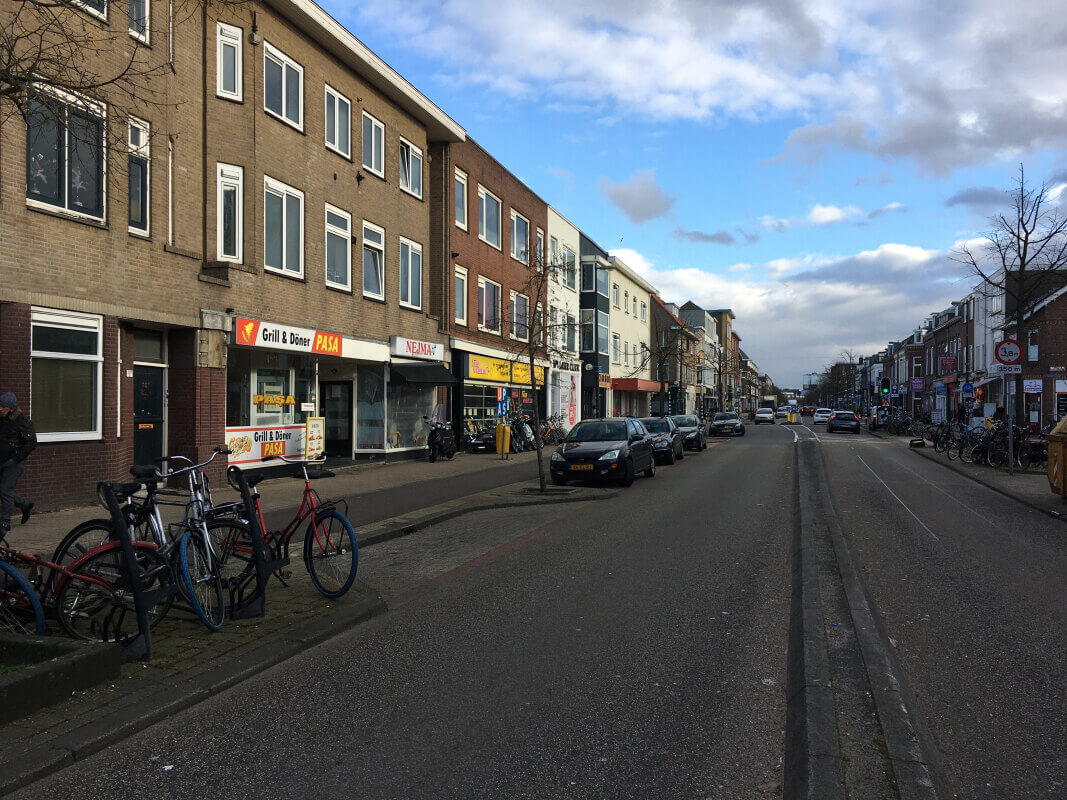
<box><xmin>245</xmin><ymin>474</ymin><xmax>265</xmax><ymax>488</ymax></box>
<box><xmin>130</xmin><ymin>465</ymin><xmax>161</xmax><ymax>481</ymax></box>
<box><xmin>110</xmin><ymin>481</ymin><xmax>144</xmax><ymax>497</ymax></box>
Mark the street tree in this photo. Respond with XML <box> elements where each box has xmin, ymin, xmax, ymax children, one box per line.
<box><xmin>952</xmin><ymin>165</ymin><xmax>1067</xmax><ymax>421</ymax></box>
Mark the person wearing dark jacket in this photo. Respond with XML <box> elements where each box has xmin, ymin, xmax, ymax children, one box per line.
<box><xmin>0</xmin><ymin>392</ymin><xmax>36</xmax><ymax>539</ymax></box>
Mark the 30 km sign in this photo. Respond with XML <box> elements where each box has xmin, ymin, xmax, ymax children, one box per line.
<box><xmin>995</xmin><ymin>339</ymin><xmax>1022</xmax><ymax>365</ymax></box>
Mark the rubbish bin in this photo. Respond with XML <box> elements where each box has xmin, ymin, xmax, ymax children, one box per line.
<box><xmin>1047</xmin><ymin>416</ymin><xmax>1067</xmax><ymax>496</ymax></box>
<box><xmin>495</xmin><ymin>423</ymin><xmax>511</xmax><ymax>456</ymax></box>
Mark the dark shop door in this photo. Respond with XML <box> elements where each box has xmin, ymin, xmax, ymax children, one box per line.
<box><xmin>320</xmin><ymin>381</ymin><xmax>353</xmax><ymax>459</ymax></box>
<box><xmin>133</xmin><ymin>365</ymin><xmax>165</xmax><ymax>466</ymax></box>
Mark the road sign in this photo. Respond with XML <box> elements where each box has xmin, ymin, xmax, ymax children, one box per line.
<box><xmin>992</xmin><ymin>363</ymin><xmax>1022</xmax><ymax>374</ymax></box>
<box><xmin>961</xmin><ymin>381</ymin><xmax>974</xmax><ymax>394</ymax></box>
<box><xmin>995</xmin><ymin>339</ymin><xmax>1022</xmax><ymax>365</ymax></box>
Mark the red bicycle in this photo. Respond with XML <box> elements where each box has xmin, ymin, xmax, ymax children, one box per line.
<box><xmin>220</xmin><ymin>457</ymin><xmax>358</xmax><ymax>598</ymax></box>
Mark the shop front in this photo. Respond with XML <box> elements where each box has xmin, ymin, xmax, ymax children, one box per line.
<box><xmin>549</xmin><ymin>357</ymin><xmax>582</xmax><ymax>428</ymax></box>
<box><xmin>453</xmin><ymin>348</ymin><xmax>547</xmax><ymax>434</ymax></box>
<box><xmin>610</xmin><ymin>377</ymin><xmax>658</xmax><ymax>417</ymax></box>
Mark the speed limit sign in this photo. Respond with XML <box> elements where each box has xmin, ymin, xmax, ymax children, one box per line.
<box><xmin>995</xmin><ymin>339</ymin><xmax>1022</xmax><ymax>365</ymax></box>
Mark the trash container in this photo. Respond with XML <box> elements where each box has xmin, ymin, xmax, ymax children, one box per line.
<box><xmin>1047</xmin><ymin>416</ymin><xmax>1067</xmax><ymax>496</ymax></box>
<box><xmin>495</xmin><ymin>423</ymin><xmax>511</xmax><ymax>455</ymax></box>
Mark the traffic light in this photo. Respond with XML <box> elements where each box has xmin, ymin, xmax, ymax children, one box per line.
<box><xmin>880</xmin><ymin>377</ymin><xmax>891</xmax><ymax>395</ymax></box>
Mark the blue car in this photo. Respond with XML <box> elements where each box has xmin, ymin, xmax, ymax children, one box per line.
<box><xmin>827</xmin><ymin>410</ymin><xmax>861</xmax><ymax>434</ymax></box>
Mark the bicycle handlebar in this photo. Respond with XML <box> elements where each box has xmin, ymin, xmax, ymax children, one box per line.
<box><xmin>260</xmin><ymin>454</ymin><xmax>327</xmax><ymax>464</ymax></box>
<box><xmin>153</xmin><ymin>446</ymin><xmax>232</xmax><ymax>481</ymax></box>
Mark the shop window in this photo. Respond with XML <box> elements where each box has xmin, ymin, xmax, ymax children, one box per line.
<box><xmin>128</xmin><ymin>118</ymin><xmax>150</xmax><ymax>236</ymax></box>
<box><xmin>30</xmin><ymin>308</ymin><xmax>103</xmax><ymax>441</ymax></box>
<box><xmin>216</xmin><ymin>22</ymin><xmax>243</xmax><ymax>101</ymax></box>
<box><xmin>454</xmin><ymin>169</ymin><xmax>468</xmax><ymax>230</ymax></box>
<box><xmin>263</xmin><ymin>176</ymin><xmax>303</xmax><ymax>277</ymax></box>
<box><xmin>387</xmin><ymin>379</ymin><xmax>434</xmax><ymax>449</ymax></box>
<box><xmin>454</xmin><ymin>266</ymin><xmax>467</xmax><ymax>325</ymax></box>
<box><xmin>399</xmin><ymin>237</ymin><xmax>423</xmax><ymax>309</ymax></box>
<box><xmin>399</xmin><ymin>138</ymin><xmax>422</xmax><ymax>198</ymax></box>
<box><xmin>356</xmin><ymin>364</ymin><xmax>384</xmax><ymax>449</ymax></box>
<box><xmin>217</xmin><ymin>163</ymin><xmax>243</xmax><ymax>262</ymax></box>
<box><xmin>324</xmin><ymin>84</ymin><xmax>351</xmax><ymax>158</ymax></box>
<box><xmin>362</xmin><ymin>111</ymin><xmax>384</xmax><ymax>177</ymax></box>
<box><xmin>25</xmin><ymin>91</ymin><xmax>105</xmax><ymax>221</ymax></box>
<box><xmin>264</xmin><ymin>42</ymin><xmax>303</xmax><ymax>130</ymax></box>
<box><xmin>325</xmin><ymin>204</ymin><xmax>351</xmax><ymax>290</ymax></box>
<box><xmin>362</xmin><ymin>220</ymin><xmax>385</xmax><ymax>299</ymax></box>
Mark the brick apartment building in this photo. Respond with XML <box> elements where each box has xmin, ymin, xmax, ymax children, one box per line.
<box><xmin>427</xmin><ymin>137</ymin><xmax>550</xmax><ymax>432</ymax></box>
<box><xmin>1</xmin><ymin>0</ymin><xmax>465</xmax><ymax>508</ymax></box>
<box><xmin>922</xmin><ymin>307</ymin><xmax>962</xmax><ymax>421</ymax></box>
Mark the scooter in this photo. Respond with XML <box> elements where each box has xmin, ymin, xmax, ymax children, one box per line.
<box><xmin>424</xmin><ymin>416</ymin><xmax>457</xmax><ymax>462</ymax></box>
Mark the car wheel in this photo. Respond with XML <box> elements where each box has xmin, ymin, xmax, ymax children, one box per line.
<box><xmin>617</xmin><ymin>458</ymin><xmax>635</xmax><ymax>487</ymax></box>
<box><xmin>701</xmin><ymin>437</ymin><xmax>707</xmax><ymax>450</ymax></box>
<box><xmin>676</xmin><ymin>442</ymin><xmax>684</xmax><ymax>460</ymax></box>
<box><xmin>739</xmin><ymin>428</ymin><xmax>746</xmax><ymax>436</ymax></box>
<box><xmin>664</xmin><ymin>448</ymin><xmax>675</xmax><ymax>465</ymax></box>
<box><xmin>644</xmin><ymin>458</ymin><xmax>656</xmax><ymax>478</ymax></box>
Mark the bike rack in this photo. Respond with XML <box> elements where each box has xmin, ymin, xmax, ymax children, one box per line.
<box><xmin>99</xmin><ymin>481</ymin><xmax>172</xmax><ymax>662</ymax></box>
<box><xmin>225</xmin><ymin>467</ymin><xmax>280</xmax><ymax>619</ymax></box>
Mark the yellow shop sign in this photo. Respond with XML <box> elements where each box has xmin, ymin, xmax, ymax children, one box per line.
<box><xmin>465</xmin><ymin>354</ymin><xmax>545</xmax><ymax>384</ymax></box>
<box><xmin>511</xmin><ymin>361</ymin><xmax>546</xmax><ymax>384</ymax></box>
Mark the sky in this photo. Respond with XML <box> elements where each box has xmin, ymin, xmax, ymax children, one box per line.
<box><xmin>322</xmin><ymin>0</ymin><xmax>1067</xmax><ymax>388</ymax></box>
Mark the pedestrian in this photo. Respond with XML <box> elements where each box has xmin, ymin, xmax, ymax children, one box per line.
<box><xmin>955</xmin><ymin>401</ymin><xmax>968</xmax><ymax>426</ymax></box>
<box><xmin>0</xmin><ymin>392</ymin><xmax>36</xmax><ymax>541</ymax></box>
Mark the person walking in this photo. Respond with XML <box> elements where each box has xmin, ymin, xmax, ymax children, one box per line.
<box><xmin>0</xmin><ymin>392</ymin><xmax>36</xmax><ymax>541</ymax></box>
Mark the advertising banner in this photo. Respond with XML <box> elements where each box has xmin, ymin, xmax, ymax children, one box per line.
<box><xmin>225</xmin><ymin>424</ymin><xmax>305</xmax><ymax>467</ymax></box>
<box><xmin>910</xmin><ymin>377</ymin><xmax>924</xmax><ymax>391</ymax></box>
<box><xmin>511</xmin><ymin>361</ymin><xmax>546</xmax><ymax>384</ymax></box>
<box><xmin>466</xmin><ymin>354</ymin><xmax>546</xmax><ymax>384</ymax></box>
<box><xmin>233</xmin><ymin>317</ymin><xmax>342</xmax><ymax>356</ymax></box>
<box><xmin>305</xmin><ymin>417</ymin><xmax>325</xmax><ymax>461</ymax></box>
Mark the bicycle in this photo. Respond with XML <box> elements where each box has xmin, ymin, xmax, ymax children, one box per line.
<box><xmin>220</xmin><ymin>456</ymin><xmax>358</xmax><ymax>599</ymax></box>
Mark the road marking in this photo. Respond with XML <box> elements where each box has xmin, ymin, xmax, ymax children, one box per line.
<box><xmin>857</xmin><ymin>455</ymin><xmax>939</xmax><ymax>541</ymax></box>
<box><xmin>799</xmin><ymin>424</ymin><xmax>820</xmax><ymax>442</ymax></box>
<box><xmin>792</xmin><ymin>428</ymin><xmax>799</xmax><ymax>444</ymax></box>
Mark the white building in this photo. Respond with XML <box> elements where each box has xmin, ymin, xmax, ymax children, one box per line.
<box><xmin>546</xmin><ymin>207</ymin><xmax>582</xmax><ymax>427</ymax></box>
<box><xmin>606</xmin><ymin>255</ymin><xmax>657</xmax><ymax>416</ymax></box>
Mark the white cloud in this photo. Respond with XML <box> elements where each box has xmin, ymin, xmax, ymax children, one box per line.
<box><xmin>761</xmin><ymin>201</ymin><xmax>905</xmax><ymax>231</ymax></box>
<box><xmin>598</xmin><ymin>170</ymin><xmax>675</xmax><ymax>224</ymax></box>
<box><xmin>807</xmin><ymin>203</ymin><xmax>863</xmax><ymax>225</ymax></box>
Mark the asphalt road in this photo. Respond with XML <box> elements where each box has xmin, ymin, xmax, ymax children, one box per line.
<box><xmin>15</xmin><ymin>427</ymin><xmax>795</xmax><ymax>799</ymax></box>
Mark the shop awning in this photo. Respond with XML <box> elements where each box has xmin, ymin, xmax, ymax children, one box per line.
<box><xmin>390</xmin><ymin>363</ymin><xmax>457</xmax><ymax>384</ymax></box>
<box><xmin>611</xmin><ymin>377</ymin><xmax>663</xmax><ymax>392</ymax></box>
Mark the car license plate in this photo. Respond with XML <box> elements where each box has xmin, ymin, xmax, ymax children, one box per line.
<box><xmin>570</xmin><ymin>464</ymin><xmax>594</xmax><ymax>470</ymax></box>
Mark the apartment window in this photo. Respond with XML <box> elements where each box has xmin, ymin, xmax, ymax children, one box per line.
<box><xmin>624</xmin><ymin>341</ymin><xmax>630</xmax><ymax>366</ymax></box>
<box><xmin>478</xmin><ymin>186</ymin><xmax>501</xmax><ymax>248</ymax></box>
<box><xmin>263</xmin><ymin>176</ymin><xmax>303</xmax><ymax>276</ymax></box>
<box><xmin>581</xmin><ymin>309</ymin><xmax>595</xmax><ymax>352</ymax></box>
<box><xmin>25</xmin><ymin>92</ymin><xmax>105</xmax><ymax>221</ymax></box>
<box><xmin>76</xmin><ymin>0</ymin><xmax>106</xmax><ymax>20</ymax></box>
<box><xmin>362</xmin><ymin>221</ymin><xmax>385</xmax><ymax>299</ymax></box>
<box><xmin>640</xmin><ymin>302</ymin><xmax>647</xmax><ymax>322</ymax></box>
<box><xmin>216</xmin><ymin>163</ymin><xmax>243</xmax><ymax>262</ymax></box>
<box><xmin>216</xmin><ymin>23</ymin><xmax>243</xmax><ymax>101</ymax></box>
<box><xmin>454</xmin><ymin>169</ymin><xmax>468</xmax><ymax>230</ymax></box>
<box><xmin>361</xmin><ymin>111</ymin><xmax>384</xmax><ymax>177</ymax></box>
<box><xmin>263</xmin><ymin>43</ymin><xmax>303</xmax><ymax>130</ymax></box>
<box><xmin>510</xmin><ymin>292</ymin><xmax>529</xmax><ymax>341</ymax></box>
<box><xmin>129</xmin><ymin>0</ymin><xmax>148</xmax><ymax>42</ymax></box>
<box><xmin>128</xmin><ymin>119</ymin><xmax>150</xmax><ymax>236</ymax></box>
<box><xmin>478</xmin><ymin>277</ymin><xmax>501</xmax><ymax>333</ymax></box>
<box><xmin>536</xmin><ymin>229</ymin><xmax>544</xmax><ymax>270</ymax></box>
<box><xmin>31</xmin><ymin>308</ymin><xmax>103</xmax><ymax>442</ymax></box>
<box><xmin>399</xmin><ymin>237</ymin><xmax>422</xmax><ymax>309</ymax></box>
<box><xmin>534</xmin><ymin>303</ymin><xmax>544</xmax><ymax>344</ymax></box>
<box><xmin>624</xmin><ymin>291</ymin><xmax>629</xmax><ymax>314</ymax></box>
<box><xmin>324</xmin><ymin>85</ymin><xmax>351</xmax><ymax>158</ymax></box>
<box><xmin>612</xmin><ymin>334</ymin><xmax>621</xmax><ymax>363</ymax></box>
<box><xmin>510</xmin><ymin>210</ymin><xmax>529</xmax><ymax>262</ymax></box>
<box><xmin>454</xmin><ymin>266</ymin><xmax>467</xmax><ymax>325</ymax></box>
<box><xmin>325</xmin><ymin>204</ymin><xmax>351</xmax><ymax>291</ymax></box>
<box><xmin>597</xmin><ymin>269</ymin><xmax>609</xmax><ymax>297</ymax></box>
<box><xmin>562</xmin><ymin>247</ymin><xmax>577</xmax><ymax>289</ymax></box>
<box><xmin>612</xmin><ymin>284</ymin><xmax>620</xmax><ymax>307</ymax></box>
<box><xmin>549</xmin><ymin>236</ymin><xmax>559</xmax><ymax>267</ymax></box>
<box><xmin>581</xmin><ymin>262</ymin><xmax>595</xmax><ymax>292</ymax></box>
<box><xmin>566</xmin><ymin>313</ymin><xmax>577</xmax><ymax>353</ymax></box>
<box><xmin>598</xmin><ymin>311</ymin><xmax>609</xmax><ymax>356</ymax></box>
<box><xmin>399</xmin><ymin>138</ymin><xmax>423</xmax><ymax>198</ymax></box>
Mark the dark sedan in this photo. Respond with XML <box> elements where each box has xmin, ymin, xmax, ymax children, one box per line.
<box><xmin>639</xmin><ymin>416</ymin><xmax>684</xmax><ymax>464</ymax></box>
<box><xmin>709</xmin><ymin>411</ymin><xmax>745</xmax><ymax>437</ymax></box>
<box><xmin>670</xmin><ymin>414</ymin><xmax>707</xmax><ymax>450</ymax></box>
<box><xmin>827</xmin><ymin>410</ymin><xmax>861</xmax><ymax>434</ymax></box>
<box><xmin>550</xmin><ymin>418</ymin><xmax>656</xmax><ymax>487</ymax></box>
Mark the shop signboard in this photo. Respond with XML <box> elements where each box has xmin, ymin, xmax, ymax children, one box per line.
<box><xmin>233</xmin><ymin>317</ymin><xmax>342</xmax><ymax>356</ymax></box>
<box><xmin>511</xmin><ymin>361</ymin><xmax>546</xmax><ymax>385</ymax></box>
<box><xmin>305</xmin><ymin>417</ymin><xmax>325</xmax><ymax>461</ymax></box>
<box><xmin>467</xmin><ymin>354</ymin><xmax>512</xmax><ymax>382</ymax></box>
<box><xmin>1023</xmin><ymin>379</ymin><xmax>1043</xmax><ymax>394</ymax></box>
<box><xmin>225</xmin><ymin>424</ymin><xmax>306</xmax><ymax>466</ymax></box>
<box><xmin>598</xmin><ymin>372</ymin><xmax>612</xmax><ymax>389</ymax></box>
<box><xmin>390</xmin><ymin>336</ymin><xmax>445</xmax><ymax>361</ymax></box>
<box><xmin>910</xmin><ymin>377</ymin><xmax>924</xmax><ymax>392</ymax></box>
<box><xmin>939</xmin><ymin>357</ymin><xmax>957</xmax><ymax>372</ymax></box>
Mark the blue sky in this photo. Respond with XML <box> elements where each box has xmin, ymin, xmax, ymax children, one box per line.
<box><xmin>323</xmin><ymin>0</ymin><xmax>1067</xmax><ymax>387</ymax></box>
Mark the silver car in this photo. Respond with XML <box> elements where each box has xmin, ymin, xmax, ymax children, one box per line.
<box><xmin>813</xmin><ymin>408</ymin><xmax>833</xmax><ymax>424</ymax></box>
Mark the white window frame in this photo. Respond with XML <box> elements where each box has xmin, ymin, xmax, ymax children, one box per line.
<box><xmin>31</xmin><ymin>307</ymin><xmax>104</xmax><ymax>442</ymax></box>
<box><xmin>263</xmin><ymin>42</ymin><xmax>303</xmax><ymax>131</ymax></box>
<box><xmin>324</xmin><ymin>203</ymin><xmax>352</xmax><ymax>291</ymax></box>
<box><xmin>612</xmin><ymin>283</ymin><xmax>620</xmax><ymax>307</ymax></box>
<box><xmin>510</xmin><ymin>209</ymin><xmax>530</xmax><ymax>264</ymax></box>
<box><xmin>612</xmin><ymin>333</ymin><xmax>621</xmax><ymax>364</ymax></box>
<box><xmin>398</xmin><ymin>137</ymin><xmax>423</xmax><ymax>199</ymax></box>
<box><xmin>566</xmin><ymin>312</ymin><xmax>577</xmax><ymax>353</ymax></box>
<box><xmin>478</xmin><ymin>276</ymin><xmax>502</xmax><ymax>334</ymax></box>
<box><xmin>128</xmin><ymin>0</ymin><xmax>149</xmax><ymax>43</ymax></box>
<box><xmin>25</xmin><ymin>87</ymin><xmax>107</xmax><ymax>224</ymax></box>
<box><xmin>324</xmin><ymin>84</ymin><xmax>351</xmax><ymax>159</ymax></box>
<box><xmin>535</xmin><ymin>302</ymin><xmax>544</xmax><ymax>343</ymax></box>
<box><xmin>398</xmin><ymin>236</ymin><xmax>423</xmax><ymax>310</ymax></box>
<box><xmin>361</xmin><ymin>111</ymin><xmax>384</xmax><ymax>178</ymax></box>
<box><xmin>216</xmin><ymin>22</ymin><xmax>243</xmax><ymax>101</ymax></box>
<box><xmin>263</xmin><ymin>175</ymin><xmax>304</xmax><ymax>278</ymax></box>
<box><xmin>640</xmin><ymin>302</ymin><xmax>647</xmax><ymax>322</ymax></box>
<box><xmin>510</xmin><ymin>291</ymin><xmax>530</xmax><ymax>342</ymax></box>
<box><xmin>127</xmin><ymin>117</ymin><xmax>150</xmax><ymax>237</ymax></box>
<box><xmin>216</xmin><ymin>162</ymin><xmax>243</xmax><ymax>263</ymax></box>
<box><xmin>454</xmin><ymin>168</ymin><xmax>468</xmax><ymax>230</ymax></box>
<box><xmin>72</xmin><ymin>0</ymin><xmax>108</xmax><ymax>24</ymax></box>
<box><xmin>478</xmin><ymin>185</ymin><xmax>502</xmax><ymax>250</ymax></box>
<box><xmin>535</xmin><ymin>228</ymin><xmax>544</xmax><ymax>271</ymax></box>
<box><xmin>362</xmin><ymin>220</ymin><xmax>386</xmax><ymax>300</ymax></box>
<box><xmin>454</xmin><ymin>265</ymin><xmax>468</xmax><ymax>325</ymax></box>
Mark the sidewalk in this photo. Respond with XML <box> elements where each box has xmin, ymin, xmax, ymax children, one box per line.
<box><xmin>868</xmin><ymin>429</ymin><xmax>1066</xmax><ymax>521</ymax></box>
<box><xmin>0</xmin><ymin>474</ymin><xmax>615</xmax><ymax>797</ymax></box>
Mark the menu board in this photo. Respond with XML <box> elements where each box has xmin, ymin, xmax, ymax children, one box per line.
<box><xmin>305</xmin><ymin>416</ymin><xmax>326</xmax><ymax>461</ymax></box>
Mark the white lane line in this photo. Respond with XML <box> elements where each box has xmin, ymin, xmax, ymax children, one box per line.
<box><xmin>857</xmin><ymin>454</ymin><xmax>940</xmax><ymax>541</ymax></box>
<box><xmin>792</xmin><ymin>428</ymin><xmax>799</xmax><ymax>444</ymax></box>
<box><xmin>799</xmin><ymin>424</ymin><xmax>820</xmax><ymax>442</ymax></box>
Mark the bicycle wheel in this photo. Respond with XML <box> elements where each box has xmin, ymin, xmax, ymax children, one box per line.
<box><xmin>987</xmin><ymin>437</ymin><xmax>1007</xmax><ymax>468</ymax></box>
<box><xmin>178</xmin><ymin>531</ymin><xmax>225</xmax><ymax>631</ymax></box>
<box><xmin>303</xmin><ymin>509</ymin><xmax>358</xmax><ymax>599</ymax></box>
<box><xmin>207</xmin><ymin>518</ymin><xmax>256</xmax><ymax>586</ymax></box>
<box><xmin>0</xmin><ymin>561</ymin><xmax>46</xmax><ymax>635</ymax></box>
<box><xmin>1018</xmin><ymin>439</ymin><xmax>1033</xmax><ymax>470</ymax></box>
<box><xmin>56</xmin><ymin>543</ymin><xmax>174</xmax><ymax>642</ymax></box>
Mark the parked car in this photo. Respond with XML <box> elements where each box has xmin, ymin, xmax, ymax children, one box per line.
<box><xmin>813</xmin><ymin>408</ymin><xmax>833</xmax><ymax>424</ymax></box>
<box><xmin>827</xmin><ymin>410</ymin><xmax>861</xmax><ymax>434</ymax></box>
<box><xmin>550</xmin><ymin>417</ymin><xmax>656</xmax><ymax>487</ymax></box>
<box><xmin>709</xmin><ymin>411</ymin><xmax>745</xmax><ymax>436</ymax></box>
<box><xmin>670</xmin><ymin>414</ymin><xmax>708</xmax><ymax>450</ymax></box>
<box><xmin>755</xmin><ymin>408</ymin><xmax>775</xmax><ymax>424</ymax></box>
<box><xmin>639</xmin><ymin>416</ymin><xmax>685</xmax><ymax>464</ymax></box>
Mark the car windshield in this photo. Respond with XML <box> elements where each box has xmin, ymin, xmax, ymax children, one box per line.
<box><xmin>713</xmin><ymin>413</ymin><xmax>738</xmax><ymax>421</ymax></box>
<box><xmin>671</xmin><ymin>415</ymin><xmax>699</xmax><ymax>427</ymax></box>
<box><xmin>642</xmin><ymin>419</ymin><xmax>670</xmax><ymax>433</ymax></box>
<box><xmin>566</xmin><ymin>420</ymin><xmax>627</xmax><ymax>441</ymax></box>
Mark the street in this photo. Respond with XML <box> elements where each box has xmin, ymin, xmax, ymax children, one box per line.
<box><xmin>9</xmin><ymin>423</ymin><xmax>1066</xmax><ymax>799</ymax></box>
